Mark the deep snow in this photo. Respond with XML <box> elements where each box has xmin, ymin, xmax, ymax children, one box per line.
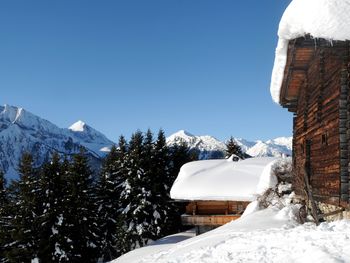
<box><xmin>112</xmin><ymin>206</ymin><xmax>350</xmax><ymax>263</ymax></box>
<box><xmin>170</xmin><ymin>157</ymin><xmax>278</xmax><ymax>201</ymax></box>
<box><xmin>112</xmin><ymin>155</ymin><xmax>350</xmax><ymax>263</ymax></box>
<box><xmin>270</xmin><ymin>0</ymin><xmax>350</xmax><ymax>103</ymax></box>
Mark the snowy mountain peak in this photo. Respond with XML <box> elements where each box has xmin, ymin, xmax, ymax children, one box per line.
<box><xmin>69</xmin><ymin>120</ymin><xmax>86</xmax><ymax>132</ymax></box>
<box><xmin>1</xmin><ymin>104</ymin><xmax>24</xmax><ymax>123</ymax></box>
<box><xmin>0</xmin><ymin>104</ymin><xmax>114</xmax><ymax>180</ymax></box>
<box><xmin>167</xmin><ymin>130</ymin><xmax>227</xmax><ymax>159</ymax></box>
<box><xmin>171</xmin><ymin>130</ymin><xmax>195</xmax><ymax>138</ymax></box>
<box><xmin>166</xmin><ymin>131</ymin><xmax>292</xmax><ymax>159</ymax></box>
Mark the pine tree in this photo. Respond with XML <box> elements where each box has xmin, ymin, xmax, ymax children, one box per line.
<box><xmin>60</xmin><ymin>149</ymin><xmax>99</xmax><ymax>263</ymax></box>
<box><xmin>141</xmin><ymin>129</ymin><xmax>164</xmax><ymax>241</ymax></box>
<box><xmin>151</xmin><ymin>129</ymin><xmax>172</xmax><ymax>238</ymax></box>
<box><xmin>121</xmin><ymin>131</ymin><xmax>153</xmax><ymax>248</ymax></box>
<box><xmin>169</xmin><ymin>141</ymin><xmax>197</xmax><ymax>184</ymax></box>
<box><xmin>96</xmin><ymin>143</ymin><xmax>129</xmax><ymax>261</ymax></box>
<box><xmin>225</xmin><ymin>136</ymin><xmax>245</xmax><ymax>159</ymax></box>
<box><xmin>167</xmin><ymin>141</ymin><xmax>198</xmax><ymax>234</ymax></box>
<box><xmin>35</xmin><ymin>153</ymin><xmax>69</xmax><ymax>262</ymax></box>
<box><xmin>0</xmin><ymin>170</ymin><xmax>11</xmax><ymax>262</ymax></box>
<box><xmin>7</xmin><ymin>153</ymin><xmax>41</xmax><ymax>262</ymax></box>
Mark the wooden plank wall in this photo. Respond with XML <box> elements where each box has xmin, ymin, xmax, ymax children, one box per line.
<box><xmin>293</xmin><ymin>43</ymin><xmax>349</xmax><ymax>206</ymax></box>
<box><xmin>185</xmin><ymin>201</ymin><xmax>250</xmax><ymax>216</ymax></box>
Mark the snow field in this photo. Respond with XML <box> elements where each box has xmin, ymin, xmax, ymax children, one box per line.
<box><xmin>113</xmin><ymin>207</ymin><xmax>350</xmax><ymax>263</ymax></box>
<box><xmin>113</xmin><ymin>157</ymin><xmax>350</xmax><ymax>263</ymax></box>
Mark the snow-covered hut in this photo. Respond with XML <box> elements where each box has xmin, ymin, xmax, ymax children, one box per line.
<box><xmin>170</xmin><ymin>157</ymin><xmax>277</xmax><ymax>233</ymax></box>
<box><xmin>270</xmin><ymin>0</ymin><xmax>350</xmax><ymax>212</ymax></box>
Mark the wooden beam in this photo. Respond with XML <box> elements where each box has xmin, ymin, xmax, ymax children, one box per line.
<box><xmin>181</xmin><ymin>215</ymin><xmax>241</xmax><ymax>226</ymax></box>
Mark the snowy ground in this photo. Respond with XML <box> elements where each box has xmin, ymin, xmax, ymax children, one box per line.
<box><xmin>112</xmin><ymin>157</ymin><xmax>350</xmax><ymax>263</ymax></box>
<box><xmin>112</xmin><ymin>206</ymin><xmax>350</xmax><ymax>263</ymax></box>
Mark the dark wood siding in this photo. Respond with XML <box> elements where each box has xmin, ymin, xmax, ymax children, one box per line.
<box><xmin>292</xmin><ymin>41</ymin><xmax>349</xmax><ymax>206</ymax></box>
<box><xmin>185</xmin><ymin>201</ymin><xmax>250</xmax><ymax>216</ymax></box>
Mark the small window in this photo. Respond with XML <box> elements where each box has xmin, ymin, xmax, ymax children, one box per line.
<box><xmin>321</xmin><ymin>133</ymin><xmax>328</xmax><ymax>146</ymax></box>
<box><xmin>300</xmin><ymin>143</ymin><xmax>305</xmax><ymax>154</ymax></box>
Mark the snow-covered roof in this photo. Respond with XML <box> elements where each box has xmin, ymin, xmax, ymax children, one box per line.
<box><xmin>270</xmin><ymin>0</ymin><xmax>350</xmax><ymax>103</ymax></box>
<box><xmin>170</xmin><ymin>157</ymin><xmax>278</xmax><ymax>201</ymax></box>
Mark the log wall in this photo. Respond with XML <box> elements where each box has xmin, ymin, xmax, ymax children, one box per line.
<box><xmin>292</xmin><ymin>41</ymin><xmax>350</xmax><ymax>207</ymax></box>
<box><xmin>185</xmin><ymin>201</ymin><xmax>250</xmax><ymax>216</ymax></box>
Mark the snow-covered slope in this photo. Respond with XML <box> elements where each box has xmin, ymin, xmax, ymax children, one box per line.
<box><xmin>113</xmin><ymin>207</ymin><xmax>350</xmax><ymax>263</ymax></box>
<box><xmin>0</xmin><ymin>104</ymin><xmax>114</xmax><ymax>180</ymax></box>
<box><xmin>166</xmin><ymin>130</ymin><xmax>292</xmax><ymax>159</ymax></box>
<box><xmin>68</xmin><ymin>120</ymin><xmax>112</xmax><ymax>154</ymax></box>
<box><xmin>166</xmin><ymin>130</ymin><xmax>226</xmax><ymax>159</ymax></box>
<box><xmin>246</xmin><ymin>137</ymin><xmax>293</xmax><ymax>157</ymax></box>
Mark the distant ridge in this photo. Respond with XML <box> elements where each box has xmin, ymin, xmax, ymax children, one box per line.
<box><xmin>0</xmin><ymin>104</ymin><xmax>292</xmax><ymax>180</ymax></box>
<box><xmin>0</xmin><ymin>104</ymin><xmax>114</xmax><ymax>180</ymax></box>
<box><xmin>166</xmin><ymin>130</ymin><xmax>292</xmax><ymax>159</ymax></box>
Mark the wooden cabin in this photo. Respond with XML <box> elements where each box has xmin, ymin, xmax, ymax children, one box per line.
<box><xmin>271</xmin><ymin>0</ymin><xmax>350</xmax><ymax>218</ymax></box>
<box><xmin>170</xmin><ymin>156</ymin><xmax>277</xmax><ymax>234</ymax></box>
<box><xmin>181</xmin><ymin>201</ymin><xmax>250</xmax><ymax>234</ymax></box>
<box><xmin>279</xmin><ymin>36</ymin><xmax>350</xmax><ymax>208</ymax></box>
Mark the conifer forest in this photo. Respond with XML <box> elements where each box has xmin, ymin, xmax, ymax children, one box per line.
<box><xmin>0</xmin><ymin>129</ymin><xmax>196</xmax><ymax>263</ymax></box>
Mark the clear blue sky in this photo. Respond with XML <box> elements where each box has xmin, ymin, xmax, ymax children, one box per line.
<box><xmin>0</xmin><ymin>0</ymin><xmax>292</xmax><ymax>142</ymax></box>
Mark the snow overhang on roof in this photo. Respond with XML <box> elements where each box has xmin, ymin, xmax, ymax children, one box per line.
<box><xmin>170</xmin><ymin>157</ymin><xmax>278</xmax><ymax>201</ymax></box>
<box><xmin>270</xmin><ymin>0</ymin><xmax>350</xmax><ymax>104</ymax></box>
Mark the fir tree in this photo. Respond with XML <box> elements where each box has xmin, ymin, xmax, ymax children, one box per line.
<box><xmin>169</xmin><ymin>141</ymin><xmax>197</xmax><ymax>183</ymax></box>
<box><xmin>0</xmin><ymin>170</ymin><xmax>10</xmax><ymax>262</ymax></box>
<box><xmin>121</xmin><ymin>131</ymin><xmax>153</xmax><ymax>248</ymax></box>
<box><xmin>141</xmin><ymin>129</ymin><xmax>164</xmax><ymax>241</ymax></box>
<box><xmin>96</xmin><ymin>144</ymin><xmax>128</xmax><ymax>261</ymax></box>
<box><xmin>7</xmin><ymin>153</ymin><xmax>41</xmax><ymax>262</ymax></box>
<box><xmin>225</xmin><ymin>136</ymin><xmax>245</xmax><ymax>159</ymax></box>
<box><xmin>0</xmin><ymin>170</ymin><xmax>6</xmax><ymax>211</ymax></box>
<box><xmin>60</xmin><ymin>149</ymin><xmax>99</xmax><ymax>263</ymax></box>
<box><xmin>36</xmin><ymin>153</ymin><xmax>68</xmax><ymax>262</ymax></box>
<box><xmin>167</xmin><ymin>141</ymin><xmax>198</xmax><ymax>234</ymax></box>
<box><xmin>151</xmin><ymin>129</ymin><xmax>172</xmax><ymax>237</ymax></box>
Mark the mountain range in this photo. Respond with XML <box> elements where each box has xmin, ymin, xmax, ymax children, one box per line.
<box><xmin>0</xmin><ymin>104</ymin><xmax>113</xmax><ymax>180</ymax></box>
<box><xmin>0</xmin><ymin>104</ymin><xmax>292</xmax><ymax>180</ymax></box>
<box><xmin>166</xmin><ymin>130</ymin><xmax>292</xmax><ymax>159</ymax></box>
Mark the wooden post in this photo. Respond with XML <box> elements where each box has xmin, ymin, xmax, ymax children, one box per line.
<box><xmin>192</xmin><ymin>202</ymin><xmax>197</xmax><ymax>216</ymax></box>
<box><xmin>303</xmin><ymin>166</ymin><xmax>320</xmax><ymax>225</ymax></box>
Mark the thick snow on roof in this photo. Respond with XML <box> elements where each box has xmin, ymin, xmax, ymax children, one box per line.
<box><xmin>170</xmin><ymin>157</ymin><xmax>278</xmax><ymax>201</ymax></box>
<box><xmin>270</xmin><ymin>0</ymin><xmax>350</xmax><ymax>103</ymax></box>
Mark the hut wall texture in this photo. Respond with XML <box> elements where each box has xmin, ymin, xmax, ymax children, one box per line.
<box><xmin>292</xmin><ymin>44</ymin><xmax>349</xmax><ymax>206</ymax></box>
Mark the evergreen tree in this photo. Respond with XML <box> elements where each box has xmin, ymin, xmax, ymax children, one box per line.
<box><xmin>167</xmin><ymin>141</ymin><xmax>198</xmax><ymax>234</ymax></box>
<box><xmin>7</xmin><ymin>153</ymin><xmax>41</xmax><ymax>262</ymax></box>
<box><xmin>225</xmin><ymin>136</ymin><xmax>245</xmax><ymax>159</ymax></box>
<box><xmin>96</xmin><ymin>143</ymin><xmax>129</xmax><ymax>261</ymax></box>
<box><xmin>0</xmin><ymin>170</ymin><xmax>6</xmax><ymax>211</ymax></box>
<box><xmin>0</xmin><ymin>170</ymin><xmax>11</xmax><ymax>262</ymax></box>
<box><xmin>169</xmin><ymin>141</ymin><xmax>197</xmax><ymax>183</ymax></box>
<box><xmin>151</xmin><ymin>129</ymin><xmax>173</xmax><ymax>237</ymax></box>
<box><xmin>141</xmin><ymin>129</ymin><xmax>164</xmax><ymax>241</ymax></box>
<box><xmin>60</xmin><ymin>149</ymin><xmax>99</xmax><ymax>263</ymax></box>
<box><xmin>121</xmin><ymin>131</ymin><xmax>153</xmax><ymax>248</ymax></box>
<box><xmin>36</xmin><ymin>153</ymin><xmax>69</xmax><ymax>262</ymax></box>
